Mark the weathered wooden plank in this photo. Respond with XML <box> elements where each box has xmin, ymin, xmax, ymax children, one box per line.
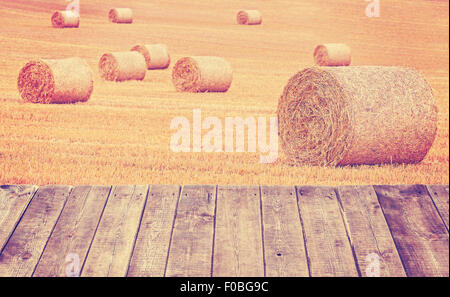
<box><xmin>337</xmin><ymin>186</ymin><xmax>406</xmax><ymax>277</ymax></box>
<box><xmin>296</xmin><ymin>186</ymin><xmax>358</xmax><ymax>277</ymax></box>
<box><xmin>374</xmin><ymin>185</ymin><xmax>449</xmax><ymax>277</ymax></box>
<box><xmin>165</xmin><ymin>185</ymin><xmax>216</xmax><ymax>277</ymax></box>
<box><xmin>426</xmin><ymin>185</ymin><xmax>449</xmax><ymax>231</ymax></box>
<box><xmin>213</xmin><ymin>186</ymin><xmax>264</xmax><ymax>277</ymax></box>
<box><xmin>0</xmin><ymin>186</ymin><xmax>72</xmax><ymax>277</ymax></box>
<box><xmin>81</xmin><ymin>185</ymin><xmax>148</xmax><ymax>277</ymax></box>
<box><xmin>0</xmin><ymin>185</ymin><xmax>37</xmax><ymax>251</ymax></box>
<box><xmin>33</xmin><ymin>186</ymin><xmax>111</xmax><ymax>277</ymax></box>
<box><xmin>127</xmin><ymin>185</ymin><xmax>180</xmax><ymax>277</ymax></box>
<box><xmin>260</xmin><ymin>186</ymin><xmax>309</xmax><ymax>277</ymax></box>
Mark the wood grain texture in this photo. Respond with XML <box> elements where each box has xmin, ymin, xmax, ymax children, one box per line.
<box><xmin>81</xmin><ymin>185</ymin><xmax>148</xmax><ymax>277</ymax></box>
<box><xmin>296</xmin><ymin>186</ymin><xmax>358</xmax><ymax>277</ymax></box>
<box><xmin>0</xmin><ymin>185</ymin><xmax>37</xmax><ymax>251</ymax></box>
<box><xmin>260</xmin><ymin>185</ymin><xmax>309</xmax><ymax>277</ymax></box>
<box><xmin>337</xmin><ymin>186</ymin><xmax>406</xmax><ymax>277</ymax></box>
<box><xmin>165</xmin><ymin>185</ymin><xmax>216</xmax><ymax>277</ymax></box>
<box><xmin>0</xmin><ymin>186</ymin><xmax>72</xmax><ymax>277</ymax></box>
<box><xmin>375</xmin><ymin>185</ymin><xmax>449</xmax><ymax>277</ymax></box>
<box><xmin>426</xmin><ymin>185</ymin><xmax>449</xmax><ymax>231</ymax></box>
<box><xmin>33</xmin><ymin>186</ymin><xmax>111</xmax><ymax>277</ymax></box>
<box><xmin>0</xmin><ymin>184</ymin><xmax>448</xmax><ymax>277</ymax></box>
<box><xmin>127</xmin><ymin>185</ymin><xmax>180</xmax><ymax>277</ymax></box>
<box><xmin>213</xmin><ymin>185</ymin><xmax>264</xmax><ymax>277</ymax></box>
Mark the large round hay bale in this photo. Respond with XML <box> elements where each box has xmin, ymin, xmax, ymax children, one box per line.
<box><xmin>277</xmin><ymin>66</ymin><xmax>438</xmax><ymax>166</ymax></box>
<box><xmin>109</xmin><ymin>8</ymin><xmax>133</xmax><ymax>23</ymax></box>
<box><xmin>98</xmin><ymin>52</ymin><xmax>146</xmax><ymax>82</ymax></box>
<box><xmin>237</xmin><ymin>10</ymin><xmax>262</xmax><ymax>25</ymax></box>
<box><xmin>17</xmin><ymin>57</ymin><xmax>93</xmax><ymax>104</ymax></box>
<box><xmin>131</xmin><ymin>44</ymin><xmax>170</xmax><ymax>70</ymax></box>
<box><xmin>314</xmin><ymin>44</ymin><xmax>351</xmax><ymax>66</ymax></box>
<box><xmin>51</xmin><ymin>10</ymin><xmax>80</xmax><ymax>28</ymax></box>
<box><xmin>172</xmin><ymin>56</ymin><xmax>232</xmax><ymax>92</ymax></box>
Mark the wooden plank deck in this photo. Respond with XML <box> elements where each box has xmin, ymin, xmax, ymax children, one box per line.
<box><xmin>0</xmin><ymin>185</ymin><xmax>448</xmax><ymax>277</ymax></box>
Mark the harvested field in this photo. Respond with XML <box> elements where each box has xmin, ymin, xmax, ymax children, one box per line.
<box><xmin>0</xmin><ymin>0</ymin><xmax>448</xmax><ymax>185</ymax></box>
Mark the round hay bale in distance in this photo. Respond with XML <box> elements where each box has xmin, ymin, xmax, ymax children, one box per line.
<box><xmin>277</xmin><ymin>66</ymin><xmax>438</xmax><ymax>166</ymax></box>
<box><xmin>17</xmin><ymin>57</ymin><xmax>93</xmax><ymax>104</ymax></box>
<box><xmin>314</xmin><ymin>44</ymin><xmax>351</xmax><ymax>66</ymax></box>
<box><xmin>98</xmin><ymin>51</ymin><xmax>147</xmax><ymax>82</ymax></box>
<box><xmin>237</xmin><ymin>10</ymin><xmax>262</xmax><ymax>25</ymax></box>
<box><xmin>131</xmin><ymin>44</ymin><xmax>170</xmax><ymax>70</ymax></box>
<box><xmin>51</xmin><ymin>10</ymin><xmax>80</xmax><ymax>28</ymax></box>
<box><xmin>172</xmin><ymin>56</ymin><xmax>232</xmax><ymax>92</ymax></box>
<box><xmin>109</xmin><ymin>8</ymin><xmax>133</xmax><ymax>23</ymax></box>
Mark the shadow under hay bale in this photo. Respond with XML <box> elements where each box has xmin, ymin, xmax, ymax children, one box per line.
<box><xmin>314</xmin><ymin>44</ymin><xmax>351</xmax><ymax>66</ymax></box>
<box><xmin>109</xmin><ymin>8</ymin><xmax>133</xmax><ymax>24</ymax></box>
<box><xmin>51</xmin><ymin>11</ymin><xmax>80</xmax><ymax>28</ymax></box>
<box><xmin>17</xmin><ymin>57</ymin><xmax>93</xmax><ymax>104</ymax></box>
<box><xmin>98</xmin><ymin>52</ymin><xmax>146</xmax><ymax>82</ymax></box>
<box><xmin>277</xmin><ymin>66</ymin><xmax>438</xmax><ymax>166</ymax></box>
<box><xmin>236</xmin><ymin>10</ymin><xmax>262</xmax><ymax>25</ymax></box>
<box><xmin>131</xmin><ymin>44</ymin><xmax>170</xmax><ymax>70</ymax></box>
<box><xmin>172</xmin><ymin>56</ymin><xmax>232</xmax><ymax>92</ymax></box>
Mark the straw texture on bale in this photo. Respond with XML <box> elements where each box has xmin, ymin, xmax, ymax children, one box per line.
<box><xmin>237</xmin><ymin>10</ymin><xmax>262</xmax><ymax>25</ymax></box>
<box><xmin>98</xmin><ymin>52</ymin><xmax>146</xmax><ymax>82</ymax></box>
<box><xmin>109</xmin><ymin>8</ymin><xmax>133</xmax><ymax>23</ymax></box>
<box><xmin>131</xmin><ymin>44</ymin><xmax>170</xmax><ymax>69</ymax></box>
<box><xmin>277</xmin><ymin>66</ymin><xmax>437</xmax><ymax>166</ymax></box>
<box><xmin>51</xmin><ymin>10</ymin><xmax>80</xmax><ymax>28</ymax></box>
<box><xmin>314</xmin><ymin>44</ymin><xmax>351</xmax><ymax>66</ymax></box>
<box><xmin>172</xmin><ymin>56</ymin><xmax>232</xmax><ymax>92</ymax></box>
<box><xmin>17</xmin><ymin>57</ymin><xmax>93</xmax><ymax>104</ymax></box>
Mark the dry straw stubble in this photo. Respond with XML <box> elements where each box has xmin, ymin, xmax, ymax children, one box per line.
<box><xmin>109</xmin><ymin>8</ymin><xmax>133</xmax><ymax>23</ymax></box>
<box><xmin>98</xmin><ymin>52</ymin><xmax>147</xmax><ymax>82</ymax></box>
<box><xmin>277</xmin><ymin>66</ymin><xmax>437</xmax><ymax>166</ymax></box>
<box><xmin>131</xmin><ymin>44</ymin><xmax>170</xmax><ymax>70</ymax></box>
<box><xmin>237</xmin><ymin>10</ymin><xmax>262</xmax><ymax>25</ymax></box>
<box><xmin>17</xmin><ymin>57</ymin><xmax>93</xmax><ymax>104</ymax></box>
<box><xmin>172</xmin><ymin>56</ymin><xmax>232</xmax><ymax>92</ymax></box>
<box><xmin>51</xmin><ymin>10</ymin><xmax>80</xmax><ymax>28</ymax></box>
<box><xmin>314</xmin><ymin>44</ymin><xmax>351</xmax><ymax>66</ymax></box>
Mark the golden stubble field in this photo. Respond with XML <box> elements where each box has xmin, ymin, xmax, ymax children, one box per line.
<box><xmin>0</xmin><ymin>0</ymin><xmax>448</xmax><ymax>185</ymax></box>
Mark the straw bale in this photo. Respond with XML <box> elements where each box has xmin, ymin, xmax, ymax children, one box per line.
<box><xmin>109</xmin><ymin>8</ymin><xmax>133</xmax><ymax>24</ymax></box>
<box><xmin>18</xmin><ymin>57</ymin><xmax>93</xmax><ymax>104</ymax></box>
<box><xmin>314</xmin><ymin>44</ymin><xmax>351</xmax><ymax>66</ymax></box>
<box><xmin>172</xmin><ymin>56</ymin><xmax>232</xmax><ymax>92</ymax></box>
<box><xmin>131</xmin><ymin>44</ymin><xmax>170</xmax><ymax>70</ymax></box>
<box><xmin>237</xmin><ymin>10</ymin><xmax>262</xmax><ymax>25</ymax></box>
<box><xmin>99</xmin><ymin>52</ymin><xmax>146</xmax><ymax>82</ymax></box>
<box><xmin>51</xmin><ymin>10</ymin><xmax>80</xmax><ymax>28</ymax></box>
<box><xmin>277</xmin><ymin>66</ymin><xmax>437</xmax><ymax>166</ymax></box>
